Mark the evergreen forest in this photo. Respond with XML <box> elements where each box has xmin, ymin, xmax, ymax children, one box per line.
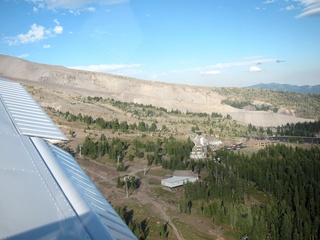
<box><xmin>79</xmin><ymin>130</ymin><xmax>320</xmax><ymax>239</ymax></box>
<box><xmin>276</xmin><ymin>121</ymin><xmax>320</xmax><ymax>137</ymax></box>
<box><xmin>181</xmin><ymin>145</ymin><xmax>320</xmax><ymax>239</ymax></box>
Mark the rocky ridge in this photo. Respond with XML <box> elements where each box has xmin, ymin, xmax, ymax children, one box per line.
<box><xmin>0</xmin><ymin>54</ymin><xmax>315</xmax><ymax>127</ymax></box>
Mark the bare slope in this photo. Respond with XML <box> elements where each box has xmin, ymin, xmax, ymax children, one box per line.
<box><xmin>0</xmin><ymin>54</ymin><xmax>313</xmax><ymax>127</ymax></box>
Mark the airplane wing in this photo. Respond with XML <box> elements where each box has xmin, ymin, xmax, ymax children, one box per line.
<box><xmin>0</xmin><ymin>78</ymin><xmax>137</xmax><ymax>240</ymax></box>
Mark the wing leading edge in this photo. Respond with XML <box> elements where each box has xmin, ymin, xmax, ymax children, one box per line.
<box><xmin>0</xmin><ymin>78</ymin><xmax>137</xmax><ymax>240</ymax></box>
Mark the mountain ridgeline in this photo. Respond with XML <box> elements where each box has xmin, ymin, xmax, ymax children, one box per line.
<box><xmin>247</xmin><ymin>83</ymin><xmax>320</xmax><ymax>94</ymax></box>
<box><xmin>0</xmin><ymin>54</ymin><xmax>319</xmax><ymax>126</ymax></box>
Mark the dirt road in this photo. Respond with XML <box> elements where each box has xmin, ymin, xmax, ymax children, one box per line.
<box><xmin>80</xmin><ymin>159</ymin><xmax>185</xmax><ymax>239</ymax></box>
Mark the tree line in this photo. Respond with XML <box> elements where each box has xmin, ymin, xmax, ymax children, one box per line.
<box><xmin>85</xmin><ymin>96</ymin><xmax>227</xmax><ymax>119</ymax></box>
<box><xmin>80</xmin><ymin>134</ymin><xmax>195</xmax><ymax>169</ymax></box>
<box><xmin>276</xmin><ymin>120</ymin><xmax>320</xmax><ymax>137</ymax></box>
<box><xmin>81</xmin><ymin>134</ymin><xmax>129</xmax><ymax>160</ymax></box>
<box><xmin>56</xmin><ymin>110</ymin><xmax>161</xmax><ymax>132</ymax></box>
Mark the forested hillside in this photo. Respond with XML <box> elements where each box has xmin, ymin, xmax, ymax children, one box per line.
<box><xmin>181</xmin><ymin>145</ymin><xmax>320</xmax><ymax>239</ymax></box>
<box><xmin>217</xmin><ymin>87</ymin><xmax>320</xmax><ymax>119</ymax></box>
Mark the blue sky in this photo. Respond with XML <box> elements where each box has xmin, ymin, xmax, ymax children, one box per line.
<box><xmin>1</xmin><ymin>0</ymin><xmax>320</xmax><ymax>87</ymax></box>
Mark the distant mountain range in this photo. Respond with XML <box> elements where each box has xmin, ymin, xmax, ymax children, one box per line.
<box><xmin>247</xmin><ymin>83</ymin><xmax>320</xmax><ymax>94</ymax></box>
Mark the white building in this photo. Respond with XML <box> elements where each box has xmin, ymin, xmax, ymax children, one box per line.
<box><xmin>161</xmin><ymin>170</ymin><xmax>198</xmax><ymax>188</ymax></box>
<box><xmin>190</xmin><ymin>131</ymin><xmax>208</xmax><ymax>159</ymax></box>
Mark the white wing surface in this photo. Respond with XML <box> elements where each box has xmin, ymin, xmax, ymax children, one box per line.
<box><xmin>0</xmin><ymin>78</ymin><xmax>137</xmax><ymax>240</ymax></box>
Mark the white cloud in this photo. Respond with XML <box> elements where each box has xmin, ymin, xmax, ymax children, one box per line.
<box><xmin>167</xmin><ymin>58</ymin><xmax>280</xmax><ymax>78</ymax></box>
<box><xmin>86</xmin><ymin>7</ymin><xmax>96</xmax><ymax>12</ymax></box>
<box><xmin>295</xmin><ymin>0</ymin><xmax>320</xmax><ymax>18</ymax></box>
<box><xmin>68</xmin><ymin>9</ymin><xmax>80</xmax><ymax>15</ymax></box>
<box><xmin>99</xmin><ymin>0</ymin><xmax>129</xmax><ymax>5</ymax></box>
<box><xmin>205</xmin><ymin>58</ymin><xmax>278</xmax><ymax>69</ymax></box>
<box><xmin>18</xmin><ymin>54</ymin><xmax>30</xmax><ymax>58</ymax></box>
<box><xmin>16</xmin><ymin>24</ymin><xmax>48</xmax><ymax>44</ymax></box>
<box><xmin>200</xmin><ymin>70</ymin><xmax>221</xmax><ymax>75</ymax></box>
<box><xmin>285</xmin><ymin>4</ymin><xmax>296</xmax><ymax>10</ymax></box>
<box><xmin>37</xmin><ymin>0</ymin><xmax>92</xmax><ymax>9</ymax></box>
<box><xmin>53</xmin><ymin>19</ymin><xmax>60</xmax><ymax>25</ymax></box>
<box><xmin>43</xmin><ymin>44</ymin><xmax>51</xmax><ymax>48</ymax></box>
<box><xmin>263</xmin><ymin>0</ymin><xmax>277</xmax><ymax>4</ymax></box>
<box><xmin>28</xmin><ymin>0</ymin><xmax>128</xmax><ymax>10</ymax></box>
<box><xmin>69</xmin><ymin>63</ymin><xmax>142</xmax><ymax>73</ymax></box>
<box><xmin>68</xmin><ymin>6</ymin><xmax>96</xmax><ymax>15</ymax></box>
<box><xmin>249</xmin><ymin>66</ymin><xmax>262</xmax><ymax>72</ymax></box>
<box><xmin>33</xmin><ymin>6</ymin><xmax>38</xmax><ymax>12</ymax></box>
<box><xmin>6</xmin><ymin>22</ymin><xmax>63</xmax><ymax>45</ymax></box>
<box><xmin>244</xmin><ymin>55</ymin><xmax>265</xmax><ymax>60</ymax></box>
<box><xmin>262</xmin><ymin>0</ymin><xmax>320</xmax><ymax>18</ymax></box>
<box><xmin>116</xmin><ymin>68</ymin><xmax>143</xmax><ymax>75</ymax></box>
<box><xmin>53</xmin><ymin>25</ymin><xmax>63</xmax><ymax>34</ymax></box>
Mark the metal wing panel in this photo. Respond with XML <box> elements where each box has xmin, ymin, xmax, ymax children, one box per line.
<box><xmin>50</xmin><ymin>144</ymin><xmax>138</xmax><ymax>240</ymax></box>
<box><xmin>0</xmin><ymin>122</ymin><xmax>90</xmax><ymax>239</ymax></box>
<box><xmin>0</xmin><ymin>78</ymin><xmax>137</xmax><ymax>239</ymax></box>
<box><xmin>0</xmin><ymin>78</ymin><xmax>67</xmax><ymax>141</ymax></box>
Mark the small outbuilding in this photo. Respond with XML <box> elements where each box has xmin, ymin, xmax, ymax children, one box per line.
<box><xmin>161</xmin><ymin>170</ymin><xmax>198</xmax><ymax>189</ymax></box>
<box><xmin>246</xmin><ymin>137</ymin><xmax>272</xmax><ymax>148</ymax></box>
